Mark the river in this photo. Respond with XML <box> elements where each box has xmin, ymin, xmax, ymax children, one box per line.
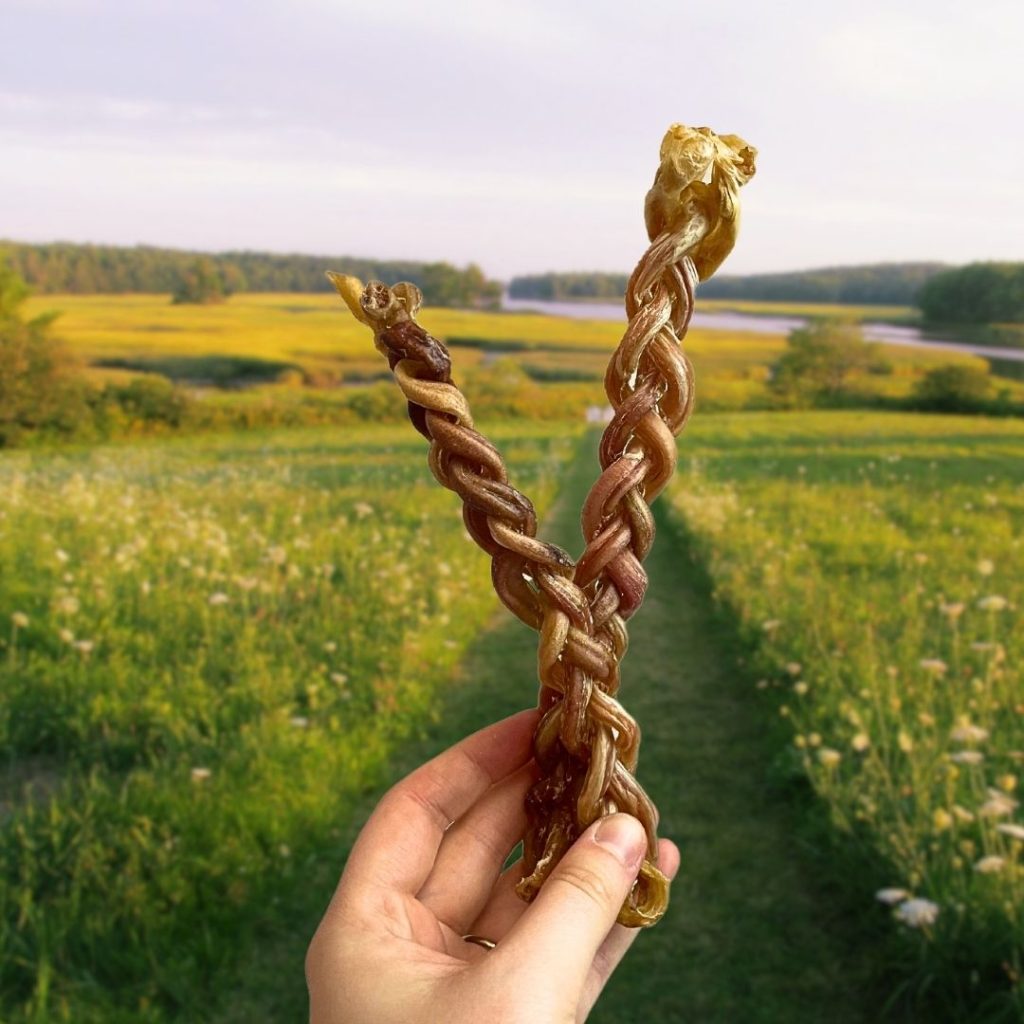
<box><xmin>500</xmin><ymin>296</ymin><xmax>1024</xmax><ymax>367</ymax></box>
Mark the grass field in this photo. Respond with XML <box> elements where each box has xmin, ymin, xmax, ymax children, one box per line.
<box><xmin>697</xmin><ymin>299</ymin><xmax>916</xmax><ymax>322</ymax></box>
<box><xmin>6</xmin><ymin>290</ymin><xmax>1024</xmax><ymax>1020</ymax></box>
<box><xmin>23</xmin><ymin>294</ymin><xmax>991</xmax><ymax>413</ymax></box>
<box><xmin>668</xmin><ymin>411</ymin><xmax>1024</xmax><ymax>1018</ymax></box>
<box><xmin>0</xmin><ymin>421</ymin><xmax>577</xmax><ymax>1023</ymax></box>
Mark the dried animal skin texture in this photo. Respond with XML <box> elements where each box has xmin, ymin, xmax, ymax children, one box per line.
<box><xmin>329</xmin><ymin>122</ymin><xmax>755</xmax><ymax>928</ymax></box>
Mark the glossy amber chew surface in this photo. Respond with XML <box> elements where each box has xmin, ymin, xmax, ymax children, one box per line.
<box><xmin>329</xmin><ymin>123</ymin><xmax>755</xmax><ymax>928</ymax></box>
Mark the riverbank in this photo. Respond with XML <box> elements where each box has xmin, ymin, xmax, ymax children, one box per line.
<box><xmin>501</xmin><ymin>296</ymin><xmax>1024</xmax><ymax>370</ymax></box>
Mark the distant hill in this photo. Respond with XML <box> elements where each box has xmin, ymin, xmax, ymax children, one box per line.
<box><xmin>1</xmin><ymin>241</ymin><xmax>502</xmax><ymax>308</ymax></box>
<box><xmin>508</xmin><ymin>263</ymin><xmax>949</xmax><ymax>306</ymax></box>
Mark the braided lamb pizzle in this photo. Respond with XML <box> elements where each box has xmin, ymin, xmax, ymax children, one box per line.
<box><xmin>328</xmin><ymin>123</ymin><xmax>756</xmax><ymax>928</ymax></box>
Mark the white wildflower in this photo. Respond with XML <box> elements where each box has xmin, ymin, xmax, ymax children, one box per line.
<box><xmin>977</xmin><ymin>595</ymin><xmax>1008</xmax><ymax>612</ymax></box>
<box><xmin>190</xmin><ymin>767</ymin><xmax>212</xmax><ymax>782</ymax></box>
<box><xmin>875</xmin><ymin>887</ymin><xmax>910</xmax><ymax>905</ymax></box>
<box><xmin>58</xmin><ymin>628</ymin><xmax>75</xmax><ymax>644</ymax></box>
<box><xmin>818</xmin><ymin>748</ymin><xmax>841</xmax><ymax>768</ymax></box>
<box><xmin>208</xmin><ymin>592</ymin><xmax>230</xmax><ymax>607</ymax></box>
<box><xmin>74</xmin><ymin>639</ymin><xmax>94</xmax><ymax>655</ymax></box>
<box><xmin>785</xmin><ymin>662</ymin><xmax>802</xmax><ymax>677</ymax></box>
<box><xmin>997</xmin><ymin>823</ymin><xmax>1024</xmax><ymax>841</ymax></box>
<box><xmin>353</xmin><ymin>501</ymin><xmax>374</xmax><ymax>519</ymax></box>
<box><xmin>949</xmin><ymin>723</ymin><xmax>989</xmax><ymax>744</ymax></box>
<box><xmin>267</xmin><ymin>546</ymin><xmax>287</xmax><ymax>566</ymax></box>
<box><xmin>977</xmin><ymin>558</ymin><xmax>995</xmax><ymax>576</ymax></box>
<box><xmin>895</xmin><ymin>898</ymin><xmax>940</xmax><ymax>928</ymax></box>
<box><xmin>919</xmin><ymin>658</ymin><xmax>948</xmax><ymax>676</ymax></box>
<box><xmin>974</xmin><ymin>855</ymin><xmax>1006</xmax><ymax>874</ymax></box>
<box><xmin>761</xmin><ymin>619</ymin><xmax>781</xmax><ymax>632</ymax></box>
<box><xmin>979</xmin><ymin>788</ymin><xmax>1018</xmax><ymax>818</ymax></box>
<box><xmin>289</xmin><ymin>716</ymin><xmax>310</xmax><ymax>729</ymax></box>
<box><xmin>949</xmin><ymin>751</ymin><xmax>984</xmax><ymax>766</ymax></box>
<box><xmin>11</xmin><ymin>611</ymin><xmax>29</xmax><ymax>629</ymax></box>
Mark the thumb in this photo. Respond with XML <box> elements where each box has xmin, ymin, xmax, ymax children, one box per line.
<box><xmin>495</xmin><ymin>814</ymin><xmax>647</xmax><ymax>999</ymax></box>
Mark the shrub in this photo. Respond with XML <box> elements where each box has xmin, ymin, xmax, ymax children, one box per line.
<box><xmin>913</xmin><ymin>364</ymin><xmax>993</xmax><ymax>412</ymax></box>
<box><xmin>0</xmin><ymin>260</ymin><xmax>89</xmax><ymax>446</ymax></box>
<box><xmin>769</xmin><ymin>319</ymin><xmax>880</xmax><ymax>407</ymax></box>
<box><xmin>102</xmin><ymin>376</ymin><xmax>193</xmax><ymax>429</ymax></box>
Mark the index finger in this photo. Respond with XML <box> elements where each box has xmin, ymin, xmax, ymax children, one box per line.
<box><xmin>337</xmin><ymin>708</ymin><xmax>539</xmax><ymax>902</ymax></box>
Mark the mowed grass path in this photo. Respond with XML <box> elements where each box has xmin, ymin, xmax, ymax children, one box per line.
<box><xmin>216</xmin><ymin>430</ymin><xmax>881</xmax><ymax>1023</ymax></box>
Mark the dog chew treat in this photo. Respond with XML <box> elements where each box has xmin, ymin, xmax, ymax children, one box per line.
<box><xmin>329</xmin><ymin>123</ymin><xmax>756</xmax><ymax>928</ymax></box>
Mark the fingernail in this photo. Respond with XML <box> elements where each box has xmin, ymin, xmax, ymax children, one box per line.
<box><xmin>593</xmin><ymin>814</ymin><xmax>645</xmax><ymax>871</ymax></box>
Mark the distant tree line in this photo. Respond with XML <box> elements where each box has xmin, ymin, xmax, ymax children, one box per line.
<box><xmin>1</xmin><ymin>241</ymin><xmax>502</xmax><ymax>308</ymax></box>
<box><xmin>509</xmin><ymin>263</ymin><xmax>949</xmax><ymax>306</ymax></box>
<box><xmin>508</xmin><ymin>272</ymin><xmax>629</xmax><ymax>301</ymax></box>
<box><xmin>918</xmin><ymin>263</ymin><xmax>1024</xmax><ymax>325</ymax></box>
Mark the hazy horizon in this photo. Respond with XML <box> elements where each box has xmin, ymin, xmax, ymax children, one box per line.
<box><xmin>2</xmin><ymin>0</ymin><xmax>1022</xmax><ymax>279</ymax></box>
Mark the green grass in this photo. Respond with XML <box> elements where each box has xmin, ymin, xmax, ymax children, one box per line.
<box><xmin>667</xmin><ymin>410</ymin><xmax>1024</xmax><ymax>1018</ymax></box>
<box><xmin>697</xmin><ymin>299</ymin><xmax>917</xmax><ymax>322</ymax></box>
<box><xmin>5</xmin><ymin>403</ymin><xmax>1024</xmax><ymax>1020</ymax></box>
<box><xmin>0</xmin><ymin>421</ymin><xmax>578</xmax><ymax>1023</ymax></box>
<box><xmin>207</xmin><ymin>429</ymin><xmax>887</xmax><ymax>1024</ymax></box>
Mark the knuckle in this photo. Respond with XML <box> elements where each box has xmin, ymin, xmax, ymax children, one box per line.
<box><xmin>551</xmin><ymin>860</ymin><xmax>617</xmax><ymax>912</ymax></box>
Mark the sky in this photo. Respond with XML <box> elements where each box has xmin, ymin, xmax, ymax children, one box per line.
<box><xmin>1</xmin><ymin>0</ymin><xmax>1022</xmax><ymax>280</ymax></box>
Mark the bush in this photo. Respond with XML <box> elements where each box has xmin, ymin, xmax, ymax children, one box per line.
<box><xmin>913</xmin><ymin>364</ymin><xmax>993</xmax><ymax>412</ymax></box>
<box><xmin>101</xmin><ymin>376</ymin><xmax>193</xmax><ymax>430</ymax></box>
<box><xmin>0</xmin><ymin>260</ymin><xmax>90</xmax><ymax>446</ymax></box>
<box><xmin>769</xmin><ymin>319</ymin><xmax>881</xmax><ymax>407</ymax></box>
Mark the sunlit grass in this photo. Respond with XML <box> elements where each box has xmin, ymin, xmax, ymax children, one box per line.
<box><xmin>24</xmin><ymin>293</ymin><xmax>991</xmax><ymax>408</ymax></box>
<box><xmin>0</xmin><ymin>421</ymin><xmax>578</xmax><ymax>1022</ymax></box>
<box><xmin>696</xmin><ymin>299</ymin><xmax>916</xmax><ymax>321</ymax></box>
<box><xmin>668</xmin><ymin>410</ymin><xmax>1024</xmax><ymax>1013</ymax></box>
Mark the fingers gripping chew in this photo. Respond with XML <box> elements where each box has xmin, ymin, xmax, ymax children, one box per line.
<box><xmin>493</xmin><ymin>814</ymin><xmax>647</xmax><ymax>1001</ymax></box>
<box><xmin>327</xmin><ymin>123</ymin><xmax>755</xmax><ymax>928</ymax></box>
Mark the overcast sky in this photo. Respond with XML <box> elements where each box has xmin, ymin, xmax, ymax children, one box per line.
<box><xmin>1</xmin><ymin>0</ymin><xmax>1022</xmax><ymax>279</ymax></box>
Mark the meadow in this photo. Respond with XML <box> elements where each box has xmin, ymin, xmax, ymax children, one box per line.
<box><xmin>0</xmin><ymin>422</ymin><xmax>578</xmax><ymax>1022</ymax></box>
<box><xmin>23</xmin><ymin>293</ymin><xmax>995</xmax><ymax>416</ymax></box>
<box><xmin>668</xmin><ymin>411</ymin><xmax>1024</xmax><ymax>1018</ymax></box>
<box><xmin>5</xmin><ymin>291</ymin><xmax>1024</xmax><ymax>1021</ymax></box>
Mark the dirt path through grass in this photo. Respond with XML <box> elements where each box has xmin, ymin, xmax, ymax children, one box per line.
<box><xmin>215</xmin><ymin>430</ymin><xmax>880</xmax><ymax>1023</ymax></box>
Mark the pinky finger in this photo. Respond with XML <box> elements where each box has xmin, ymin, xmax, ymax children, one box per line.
<box><xmin>578</xmin><ymin>838</ymin><xmax>680</xmax><ymax>1019</ymax></box>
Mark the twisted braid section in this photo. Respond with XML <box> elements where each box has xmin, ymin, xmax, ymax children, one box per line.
<box><xmin>326</xmin><ymin>274</ymin><xmax>618</xmax><ymax>688</ymax></box>
<box><xmin>517</xmin><ymin>124</ymin><xmax>756</xmax><ymax>926</ymax></box>
<box><xmin>327</xmin><ymin>121</ymin><xmax>755</xmax><ymax>931</ymax></box>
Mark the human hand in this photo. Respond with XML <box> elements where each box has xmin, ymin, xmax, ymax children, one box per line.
<box><xmin>306</xmin><ymin>708</ymin><xmax>680</xmax><ymax>1024</ymax></box>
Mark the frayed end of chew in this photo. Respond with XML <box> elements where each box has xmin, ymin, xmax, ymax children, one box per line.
<box><xmin>325</xmin><ymin>271</ymin><xmax>372</xmax><ymax>326</ymax></box>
